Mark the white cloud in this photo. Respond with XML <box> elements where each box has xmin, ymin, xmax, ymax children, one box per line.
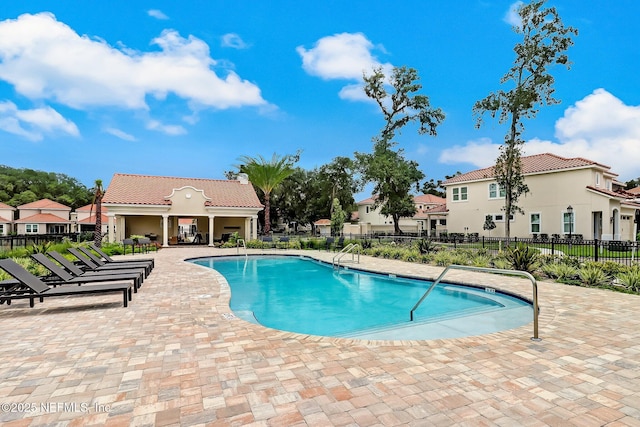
<box><xmin>221</xmin><ymin>33</ymin><xmax>248</xmax><ymax>49</ymax></box>
<box><xmin>105</xmin><ymin>127</ymin><xmax>136</xmax><ymax>141</ymax></box>
<box><xmin>147</xmin><ymin>9</ymin><xmax>169</xmax><ymax>20</ymax></box>
<box><xmin>504</xmin><ymin>1</ymin><xmax>524</xmax><ymax>27</ymax></box>
<box><xmin>146</xmin><ymin>119</ymin><xmax>187</xmax><ymax>135</ymax></box>
<box><xmin>297</xmin><ymin>32</ymin><xmax>393</xmax><ymax>101</ymax></box>
<box><xmin>0</xmin><ymin>101</ymin><xmax>79</xmax><ymax>141</ymax></box>
<box><xmin>0</xmin><ymin>13</ymin><xmax>267</xmax><ymax>112</ymax></box>
<box><xmin>438</xmin><ymin>89</ymin><xmax>640</xmax><ymax>180</ymax></box>
<box><xmin>439</xmin><ymin>137</ymin><xmax>499</xmax><ymax>168</ymax></box>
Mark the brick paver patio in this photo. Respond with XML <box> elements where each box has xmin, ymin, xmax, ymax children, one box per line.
<box><xmin>1</xmin><ymin>247</ymin><xmax>639</xmax><ymax>426</ymax></box>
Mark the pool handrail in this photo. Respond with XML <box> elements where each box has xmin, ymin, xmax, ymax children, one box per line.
<box><xmin>409</xmin><ymin>265</ymin><xmax>540</xmax><ymax>341</ymax></box>
<box><xmin>236</xmin><ymin>239</ymin><xmax>247</xmax><ymax>257</ymax></box>
<box><xmin>332</xmin><ymin>243</ymin><xmax>360</xmax><ymax>269</ymax></box>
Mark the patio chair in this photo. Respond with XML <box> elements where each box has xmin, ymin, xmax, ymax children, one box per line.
<box><xmin>67</xmin><ymin>248</ymin><xmax>149</xmax><ymax>278</ymax></box>
<box><xmin>79</xmin><ymin>243</ymin><xmax>155</xmax><ymax>272</ymax></box>
<box><xmin>278</xmin><ymin>236</ymin><xmax>290</xmax><ymax>249</ymax></box>
<box><xmin>325</xmin><ymin>237</ymin><xmax>334</xmax><ymax>250</ymax></box>
<box><xmin>47</xmin><ymin>251</ymin><xmax>141</xmax><ymax>281</ymax></box>
<box><xmin>81</xmin><ymin>246</ymin><xmax>153</xmax><ymax>273</ymax></box>
<box><xmin>30</xmin><ymin>253</ymin><xmax>142</xmax><ymax>292</ymax></box>
<box><xmin>0</xmin><ymin>259</ymin><xmax>132</xmax><ymax>308</ymax></box>
<box><xmin>261</xmin><ymin>236</ymin><xmax>274</xmax><ymax>249</ymax></box>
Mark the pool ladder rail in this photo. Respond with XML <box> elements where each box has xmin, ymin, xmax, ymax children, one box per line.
<box><xmin>333</xmin><ymin>243</ymin><xmax>361</xmax><ymax>269</ymax></box>
<box><xmin>409</xmin><ymin>265</ymin><xmax>540</xmax><ymax>341</ymax></box>
<box><xmin>236</xmin><ymin>239</ymin><xmax>247</xmax><ymax>257</ymax></box>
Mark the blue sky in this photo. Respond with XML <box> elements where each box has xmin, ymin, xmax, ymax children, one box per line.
<box><xmin>1</xmin><ymin>1</ymin><xmax>639</xmax><ymax>197</ymax></box>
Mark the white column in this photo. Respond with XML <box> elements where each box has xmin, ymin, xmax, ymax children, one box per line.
<box><xmin>107</xmin><ymin>214</ymin><xmax>116</xmax><ymax>243</ymax></box>
<box><xmin>244</xmin><ymin>217</ymin><xmax>251</xmax><ymax>240</ymax></box>
<box><xmin>162</xmin><ymin>214</ymin><xmax>169</xmax><ymax>247</ymax></box>
<box><xmin>252</xmin><ymin>215</ymin><xmax>258</xmax><ymax>240</ymax></box>
<box><xmin>208</xmin><ymin>215</ymin><xmax>215</xmax><ymax>247</ymax></box>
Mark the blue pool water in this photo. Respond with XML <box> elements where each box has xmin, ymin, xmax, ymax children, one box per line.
<box><xmin>192</xmin><ymin>255</ymin><xmax>533</xmax><ymax>339</ymax></box>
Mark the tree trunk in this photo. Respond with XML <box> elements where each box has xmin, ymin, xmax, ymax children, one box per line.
<box><xmin>94</xmin><ymin>194</ymin><xmax>102</xmax><ymax>248</ymax></box>
<box><xmin>263</xmin><ymin>192</ymin><xmax>271</xmax><ymax>234</ymax></box>
<box><xmin>393</xmin><ymin>214</ymin><xmax>402</xmax><ymax>235</ymax></box>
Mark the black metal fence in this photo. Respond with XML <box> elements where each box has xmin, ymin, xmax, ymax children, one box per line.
<box><xmin>434</xmin><ymin>235</ymin><xmax>640</xmax><ymax>266</ymax></box>
<box><xmin>339</xmin><ymin>232</ymin><xmax>640</xmax><ymax>266</ymax></box>
<box><xmin>0</xmin><ymin>233</ymin><xmax>81</xmax><ymax>252</ymax></box>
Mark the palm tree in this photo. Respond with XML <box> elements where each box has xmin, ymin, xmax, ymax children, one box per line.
<box><xmin>89</xmin><ymin>179</ymin><xmax>104</xmax><ymax>247</ymax></box>
<box><xmin>238</xmin><ymin>154</ymin><xmax>295</xmax><ymax>234</ymax></box>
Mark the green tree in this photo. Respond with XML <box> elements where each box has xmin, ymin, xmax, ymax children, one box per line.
<box><xmin>330</xmin><ymin>198</ymin><xmax>347</xmax><ymax>236</ymax></box>
<box><xmin>483</xmin><ymin>214</ymin><xmax>497</xmax><ymax>236</ymax></box>
<box><xmin>236</xmin><ymin>153</ymin><xmax>297</xmax><ymax>234</ymax></box>
<box><xmin>273</xmin><ymin>167</ymin><xmax>315</xmax><ymax>227</ymax></box>
<box><xmin>473</xmin><ymin>0</ymin><xmax>577</xmax><ymax>240</ymax></box>
<box><xmin>357</xmin><ymin>66</ymin><xmax>445</xmax><ymax>234</ymax></box>
<box><xmin>90</xmin><ymin>179</ymin><xmax>104</xmax><ymax>247</ymax></box>
<box><xmin>0</xmin><ymin>165</ymin><xmax>92</xmax><ymax>208</ymax></box>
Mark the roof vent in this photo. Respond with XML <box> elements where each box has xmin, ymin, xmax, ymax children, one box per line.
<box><xmin>237</xmin><ymin>173</ymin><xmax>249</xmax><ymax>185</ymax></box>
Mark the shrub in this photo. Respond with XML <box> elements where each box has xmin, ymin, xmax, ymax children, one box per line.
<box><xmin>492</xmin><ymin>258</ymin><xmax>512</xmax><ymax>270</ymax></box>
<box><xmin>470</xmin><ymin>255</ymin><xmax>492</xmax><ymax>268</ymax></box>
<box><xmin>28</xmin><ymin>241</ymin><xmax>52</xmax><ymax>255</ymax></box>
<box><xmin>616</xmin><ymin>267</ymin><xmax>640</xmax><ymax>292</ymax></box>
<box><xmin>415</xmin><ymin>239</ymin><xmax>437</xmax><ymax>254</ymax></box>
<box><xmin>541</xmin><ymin>263</ymin><xmax>579</xmax><ymax>281</ymax></box>
<box><xmin>433</xmin><ymin>250</ymin><xmax>454</xmax><ymax>267</ymax></box>
<box><xmin>504</xmin><ymin>243</ymin><xmax>540</xmax><ymax>273</ymax></box>
<box><xmin>402</xmin><ymin>249</ymin><xmax>420</xmax><ymax>263</ymax></box>
<box><xmin>579</xmin><ymin>264</ymin><xmax>610</xmax><ymax>287</ymax></box>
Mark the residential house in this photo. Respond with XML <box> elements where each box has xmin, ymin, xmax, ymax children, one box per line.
<box><xmin>314</xmin><ymin>219</ymin><xmax>332</xmax><ymax>237</ymax></box>
<box><xmin>72</xmin><ymin>204</ymin><xmax>109</xmax><ymax>235</ymax></box>
<box><xmin>346</xmin><ymin>194</ymin><xmax>446</xmax><ymax>236</ymax></box>
<box><xmin>442</xmin><ymin>153</ymin><xmax>640</xmax><ymax>241</ymax></box>
<box><xmin>14</xmin><ymin>199</ymin><xmax>72</xmax><ymax>234</ymax></box>
<box><xmin>102</xmin><ymin>173</ymin><xmax>264</xmax><ymax>247</ymax></box>
<box><xmin>0</xmin><ymin>202</ymin><xmax>15</xmax><ymax>236</ymax></box>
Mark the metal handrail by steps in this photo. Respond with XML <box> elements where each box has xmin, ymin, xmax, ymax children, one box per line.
<box><xmin>332</xmin><ymin>243</ymin><xmax>360</xmax><ymax>269</ymax></box>
<box><xmin>236</xmin><ymin>239</ymin><xmax>247</xmax><ymax>257</ymax></box>
<box><xmin>409</xmin><ymin>265</ymin><xmax>540</xmax><ymax>341</ymax></box>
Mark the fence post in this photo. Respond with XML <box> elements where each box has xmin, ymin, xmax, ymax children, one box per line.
<box><xmin>551</xmin><ymin>240</ymin><xmax>555</xmax><ymax>256</ymax></box>
<box><xmin>594</xmin><ymin>239</ymin><xmax>599</xmax><ymax>262</ymax></box>
<box><xmin>482</xmin><ymin>236</ymin><xmax>485</xmax><ymax>248</ymax></box>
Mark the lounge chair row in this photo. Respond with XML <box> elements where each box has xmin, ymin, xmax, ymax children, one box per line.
<box><xmin>0</xmin><ymin>244</ymin><xmax>155</xmax><ymax>309</ymax></box>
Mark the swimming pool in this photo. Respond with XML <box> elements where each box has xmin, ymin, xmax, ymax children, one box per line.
<box><xmin>192</xmin><ymin>255</ymin><xmax>533</xmax><ymax>340</ymax></box>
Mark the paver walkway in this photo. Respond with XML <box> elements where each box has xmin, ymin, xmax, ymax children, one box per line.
<box><xmin>0</xmin><ymin>247</ymin><xmax>639</xmax><ymax>426</ymax></box>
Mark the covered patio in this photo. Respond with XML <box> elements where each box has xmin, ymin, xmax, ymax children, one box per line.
<box><xmin>102</xmin><ymin>173</ymin><xmax>263</xmax><ymax>247</ymax></box>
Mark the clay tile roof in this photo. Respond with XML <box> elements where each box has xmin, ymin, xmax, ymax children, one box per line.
<box><xmin>76</xmin><ymin>204</ymin><xmax>109</xmax><ymax>213</ymax></box>
<box><xmin>586</xmin><ymin>186</ymin><xmax>626</xmax><ymax>199</ymax></box>
<box><xmin>17</xmin><ymin>198</ymin><xmax>71</xmax><ymax>210</ymax></box>
<box><xmin>78</xmin><ymin>214</ymin><xmax>109</xmax><ymax>224</ymax></box>
<box><xmin>358</xmin><ymin>194</ymin><xmax>446</xmax><ymax>205</ymax></box>
<box><xmin>103</xmin><ymin>173</ymin><xmax>263</xmax><ymax>208</ymax></box>
<box><xmin>0</xmin><ymin>202</ymin><xmax>15</xmax><ymax>210</ymax></box>
<box><xmin>0</xmin><ymin>215</ymin><xmax>11</xmax><ymax>223</ymax></box>
<box><xmin>314</xmin><ymin>219</ymin><xmax>331</xmax><ymax>226</ymax></box>
<box><xmin>628</xmin><ymin>187</ymin><xmax>640</xmax><ymax>195</ymax></box>
<box><xmin>413</xmin><ymin>203</ymin><xmax>448</xmax><ymax>219</ymax></box>
<box><xmin>356</xmin><ymin>196</ymin><xmax>377</xmax><ymax>205</ymax></box>
<box><xmin>443</xmin><ymin>153</ymin><xmax>613</xmax><ymax>185</ymax></box>
<box><xmin>14</xmin><ymin>213</ymin><xmax>71</xmax><ymax>224</ymax></box>
<box><xmin>413</xmin><ymin>194</ymin><xmax>446</xmax><ymax>204</ymax></box>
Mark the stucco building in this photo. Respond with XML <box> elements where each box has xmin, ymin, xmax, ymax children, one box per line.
<box><xmin>102</xmin><ymin>173</ymin><xmax>263</xmax><ymax>247</ymax></box>
<box><xmin>442</xmin><ymin>153</ymin><xmax>640</xmax><ymax>241</ymax></box>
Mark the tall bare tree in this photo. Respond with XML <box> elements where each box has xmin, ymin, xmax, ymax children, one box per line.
<box><xmin>357</xmin><ymin>66</ymin><xmax>445</xmax><ymax>234</ymax></box>
<box><xmin>473</xmin><ymin>0</ymin><xmax>577</xmax><ymax>240</ymax></box>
